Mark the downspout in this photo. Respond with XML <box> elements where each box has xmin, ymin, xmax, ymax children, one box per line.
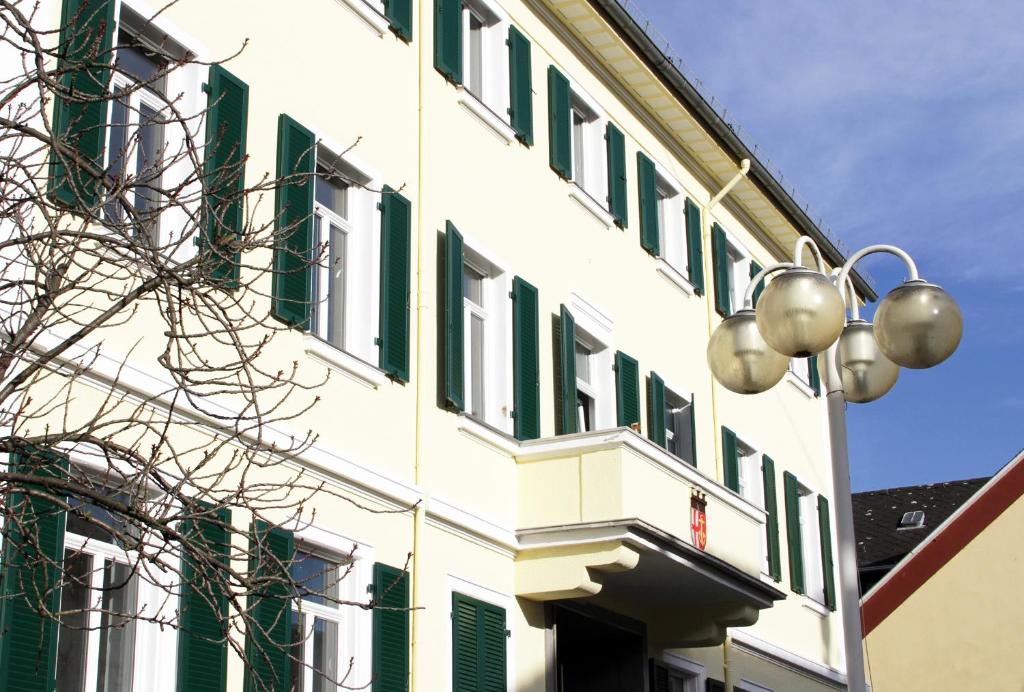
<box><xmin>410</xmin><ymin>1</ymin><xmax>428</xmax><ymax>689</ymax></box>
<box><xmin>700</xmin><ymin>159</ymin><xmax>748</xmax><ymax>692</ymax></box>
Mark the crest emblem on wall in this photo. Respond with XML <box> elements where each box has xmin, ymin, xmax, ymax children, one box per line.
<box><xmin>690</xmin><ymin>491</ymin><xmax>708</xmax><ymax>551</ymax></box>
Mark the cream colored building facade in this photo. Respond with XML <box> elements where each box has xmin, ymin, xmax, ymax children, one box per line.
<box><xmin>9</xmin><ymin>0</ymin><xmax>870</xmax><ymax>689</ymax></box>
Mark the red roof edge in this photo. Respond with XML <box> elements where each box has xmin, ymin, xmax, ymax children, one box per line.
<box><xmin>861</xmin><ymin>450</ymin><xmax>1024</xmax><ymax>637</ymax></box>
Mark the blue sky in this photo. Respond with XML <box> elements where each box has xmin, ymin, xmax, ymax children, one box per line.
<box><xmin>629</xmin><ymin>0</ymin><xmax>1024</xmax><ymax>490</ymax></box>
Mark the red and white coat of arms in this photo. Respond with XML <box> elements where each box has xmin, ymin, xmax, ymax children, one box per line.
<box><xmin>690</xmin><ymin>493</ymin><xmax>707</xmax><ymax>551</ymax></box>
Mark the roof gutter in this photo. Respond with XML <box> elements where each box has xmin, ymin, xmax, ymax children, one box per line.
<box><xmin>587</xmin><ymin>0</ymin><xmax>877</xmax><ymax>301</ymax></box>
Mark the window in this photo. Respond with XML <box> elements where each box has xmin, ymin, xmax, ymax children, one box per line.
<box><xmin>463</xmin><ymin>262</ymin><xmax>487</xmax><ymax>419</ymax></box>
<box><xmin>725</xmin><ymin>243</ymin><xmax>749</xmax><ymax>315</ymax></box>
<box><xmin>460</xmin><ymin>0</ymin><xmax>508</xmax><ymax>116</ymax></box>
<box><xmin>451</xmin><ymin>592</ymin><xmax>507</xmax><ymax>689</ymax></box>
<box><xmin>898</xmin><ymin>510</ymin><xmax>925</xmax><ymax>529</ymax></box>
<box><xmin>653</xmin><ymin>655</ymin><xmax>705</xmax><ymax>692</ymax></box>
<box><xmin>712</xmin><ymin>225</ymin><xmax>755</xmax><ymax>317</ymax></box>
<box><xmin>56</xmin><ymin>494</ymin><xmax>142</xmax><ymax>692</ymax></box>
<box><xmin>307</xmin><ymin>147</ymin><xmax>379</xmax><ymax>365</ymax></box>
<box><xmin>655</xmin><ymin>174</ymin><xmax>688</xmax><ymax>275</ymax></box>
<box><xmin>568</xmin><ymin>94</ymin><xmax>605</xmax><ymax>204</ymax></box>
<box><xmin>663</xmin><ymin>388</ymin><xmax>694</xmax><ymax>464</ymax></box>
<box><xmin>290</xmin><ymin>549</ymin><xmax>344</xmax><ymax>692</ymax></box>
<box><xmin>798</xmin><ymin>484</ymin><xmax>826</xmax><ymax>604</ymax></box>
<box><xmin>575</xmin><ymin>339</ymin><xmax>596</xmax><ymax>432</ymax></box>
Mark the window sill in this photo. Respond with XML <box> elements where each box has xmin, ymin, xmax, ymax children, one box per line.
<box><xmin>784</xmin><ymin>372</ymin><xmax>818</xmax><ymax>399</ymax></box>
<box><xmin>655</xmin><ymin>258</ymin><xmax>696</xmax><ymax>296</ymax></box>
<box><xmin>304</xmin><ymin>336</ymin><xmax>387</xmax><ymax>390</ymax></box>
<box><xmin>457</xmin><ymin>88</ymin><xmax>516</xmax><ymax>145</ymax></box>
<box><xmin>801</xmin><ymin>596</ymin><xmax>831</xmax><ymax>617</ymax></box>
<box><xmin>334</xmin><ymin>0</ymin><xmax>391</xmax><ymax>36</ymax></box>
<box><xmin>457</xmin><ymin>414</ymin><xmax>519</xmax><ymax>455</ymax></box>
<box><xmin>568</xmin><ymin>184</ymin><xmax>614</xmax><ymax>228</ymax></box>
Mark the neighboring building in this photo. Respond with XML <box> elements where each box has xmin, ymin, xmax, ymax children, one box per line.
<box><xmin>852</xmin><ymin>477</ymin><xmax>988</xmax><ymax>594</ymax></box>
<box><xmin>861</xmin><ymin>450</ymin><xmax>1024</xmax><ymax>691</ymax></box>
<box><xmin>1</xmin><ymin>0</ymin><xmax>878</xmax><ymax>690</ymax></box>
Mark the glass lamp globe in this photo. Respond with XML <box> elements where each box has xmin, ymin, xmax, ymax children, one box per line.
<box><xmin>707</xmin><ymin>310</ymin><xmax>790</xmax><ymax>394</ymax></box>
<box><xmin>838</xmin><ymin>320</ymin><xmax>899</xmax><ymax>403</ymax></box>
<box><xmin>873</xmin><ymin>280</ymin><xmax>963</xmax><ymax>369</ymax></box>
<box><xmin>755</xmin><ymin>267</ymin><xmax>846</xmax><ymax>358</ymax></box>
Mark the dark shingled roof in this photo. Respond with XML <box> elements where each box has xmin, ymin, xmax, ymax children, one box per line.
<box><xmin>852</xmin><ymin>477</ymin><xmax>989</xmax><ymax>594</ymax></box>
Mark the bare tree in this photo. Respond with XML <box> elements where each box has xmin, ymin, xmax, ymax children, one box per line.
<box><xmin>0</xmin><ymin>1</ymin><xmax>410</xmax><ymax>690</ymax></box>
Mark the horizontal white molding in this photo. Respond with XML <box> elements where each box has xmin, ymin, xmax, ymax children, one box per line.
<box><xmin>568</xmin><ymin>183</ymin><xmax>615</xmax><ymax>228</ymax></box>
<box><xmin>730</xmin><ymin>629</ymin><xmax>847</xmax><ymax>688</ymax></box>
<box><xmin>655</xmin><ymin>258</ymin><xmax>697</xmax><ymax>296</ymax></box>
<box><xmin>304</xmin><ymin>335</ymin><xmax>388</xmax><ymax>390</ymax></box>
<box><xmin>457</xmin><ymin>88</ymin><xmax>517</xmax><ymax>144</ymax></box>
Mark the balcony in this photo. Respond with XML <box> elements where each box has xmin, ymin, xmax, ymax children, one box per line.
<box><xmin>514</xmin><ymin>428</ymin><xmax>785</xmax><ymax>647</ymax></box>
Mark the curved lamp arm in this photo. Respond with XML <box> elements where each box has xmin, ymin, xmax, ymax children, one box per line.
<box><xmin>836</xmin><ymin>244</ymin><xmax>920</xmax><ymax>297</ymax></box>
<box><xmin>831</xmin><ymin>269</ymin><xmax>861</xmax><ymax>322</ymax></box>
<box><xmin>793</xmin><ymin>236</ymin><xmax>828</xmax><ymax>273</ymax></box>
<box><xmin>742</xmin><ymin>262</ymin><xmax>793</xmax><ymax>310</ymax></box>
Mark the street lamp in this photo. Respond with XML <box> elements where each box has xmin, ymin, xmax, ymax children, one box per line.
<box><xmin>706</xmin><ymin>238</ymin><xmax>962</xmax><ymax>692</ymax></box>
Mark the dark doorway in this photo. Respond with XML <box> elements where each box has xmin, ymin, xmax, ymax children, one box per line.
<box><xmin>554</xmin><ymin>606</ymin><xmax>645</xmax><ymax>692</ymax></box>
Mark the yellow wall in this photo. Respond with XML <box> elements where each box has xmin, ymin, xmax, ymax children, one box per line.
<box><xmin>863</xmin><ymin>492</ymin><xmax>1024</xmax><ymax>691</ymax></box>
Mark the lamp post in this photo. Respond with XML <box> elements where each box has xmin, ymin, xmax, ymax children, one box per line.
<box><xmin>707</xmin><ymin>238</ymin><xmax>962</xmax><ymax>692</ymax></box>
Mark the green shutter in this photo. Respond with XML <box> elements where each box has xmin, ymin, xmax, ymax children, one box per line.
<box><xmin>547</xmin><ymin>66</ymin><xmax>571</xmax><ymax>179</ymax></box>
<box><xmin>647</xmin><ymin>372</ymin><xmax>666</xmax><ymax>447</ymax></box>
<box><xmin>444</xmin><ymin>222</ymin><xmax>465</xmax><ymax>411</ymax></box>
<box><xmin>711</xmin><ymin>223</ymin><xmax>731</xmax><ymax>317</ymax></box>
<box><xmin>688</xmin><ymin>395</ymin><xmax>698</xmax><ymax>468</ymax></box>
<box><xmin>451</xmin><ymin>593</ymin><xmax>506</xmax><ymax>692</ymax></box>
<box><xmin>378</xmin><ymin>187</ymin><xmax>412</xmax><ymax>382</ymax></box>
<box><xmin>818</xmin><ymin>496</ymin><xmax>837</xmax><ymax>610</ymax></box>
<box><xmin>434</xmin><ymin>0</ymin><xmax>462</xmax><ymax>83</ymax></box>
<box><xmin>271</xmin><ymin>114</ymin><xmax>315</xmax><ymax>329</ymax></box>
<box><xmin>507</xmin><ymin>26</ymin><xmax>533</xmax><ymax>145</ymax></box>
<box><xmin>784</xmin><ymin>471</ymin><xmax>805</xmax><ymax>594</ymax></box>
<box><xmin>808</xmin><ymin>356</ymin><xmax>822</xmax><ymax>396</ymax></box>
<box><xmin>372</xmin><ymin>563</ymin><xmax>410</xmax><ymax>692</ymax></box>
<box><xmin>637</xmin><ymin>152</ymin><xmax>659</xmax><ymax>255</ymax></box>
<box><xmin>48</xmin><ymin>0</ymin><xmax>116</xmax><ymax>209</ymax></box>
<box><xmin>384</xmin><ymin>0</ymin><xmax>412</xmax><ymax>41</ymax></box>
<box><xmin>761</xmin><ymin>456</ymin><xmax>782</xmax><ymax>582</ymax></box>
<box><xmin>0</xmin><ymin>452</ymin><xmax>68</xmax><ymax>692</ymax></box>
<box><xmin>605</xmin><ymin>123</ymin><xmax>627</xmax><ymax>227</ymax></box>
<box><xmin>512</xmin><ymin>277</ymin><xmax>541</xmax><ymax>441</ymax></box>
<box><xmin>201</xmin><ymin>65</ymin><xmax>249</xmax><ymax>288</ymax></box>
<box><xmin>684</xmin><ymin>198</ymin><xmax>704</xmax><ymax>294</ymax></box>
<box><xmin>556</xmin><ymin>304</ymin><xmax>577</xmax><ymax>435</ymax></box>
<box><xmin>177</xmin><ymin>505</ymin><xmax>232</xmax><ymax>692</ymax></box>
<box><xmin>721</xmin><ymin>426</ymin><xmax>739</xmax><ymax>492</ymax></box>
<box><xmin>615</xmin><ymin>351</ymin><xmax>640</xmax><ymax>428</ymax></box>
<box><xmin>749</xmin><ymin>260</ymin><xmax>764</xmax><ymax>308</ymax></box>
<box><xmin>244</xmin><ymin>522</ymin><xmax>294</xmax><ymax>692</ymax></box>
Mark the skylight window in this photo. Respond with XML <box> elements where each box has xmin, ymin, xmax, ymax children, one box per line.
<box><xmin>898</xmin><ymin>510</ymin><xmax>925</xmax><ymax>529</ymax></box>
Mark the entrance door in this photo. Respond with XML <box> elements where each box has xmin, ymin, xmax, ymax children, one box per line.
<box><xmin>555</xmin><ymin>606</ymin><xmax>645</xmax><ymax>692</ymax></box>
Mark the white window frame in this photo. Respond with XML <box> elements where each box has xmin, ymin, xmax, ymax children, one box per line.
<box><xmin>652</xmin><ymin>162</ymin><xmax>690</xmax><ymax>278</ymax></box>
<box><xmin>566</xmin><ymin>84</ymin><xmax>607</xmax><ymax>210</ymax></box>
<box><xmin>445</xmin><ymin>574</ymin><xmax>515</xmax><ymax>692</ymax></box>
<box><xmin>456</xmin><ymin>0</ymin><xmax>514</xmax><ymax>142</ymax></box>
<box><xmin>460</xmin><ymin>233</ymin><xmax>514</xmax><ymax>434</ymax></box>
<box><xmin>731</xmin><ymin>432</ymin><xmax>770</xmax><ymax>575</ymax></box>
<box><xmin>798</xmin><ymin>482</ymin><xmax>826</xmax><ymax>606</ymax></box>
<box><xmin>661</xmin><ymin>380</ymin><xmax>694</xmax><ymax>464</ymax></box>
<box><xmin>714</xmin><ymin>226</ymin><xmax>756</xmax><ymax>315</ymax></box>
<box><xmin>286</xmin><ymin>521</ymin><xmax>375</xmax><ymax>691</ymax></box>
<box><xmin>662</xmin><ymin>652</ymin><xmax>707</xmax><ymax>691</ymax></box>
<box><xmin>569</xmin><ymin>293</ymin><xmax>614</xmax><ymax>431</ymax></box>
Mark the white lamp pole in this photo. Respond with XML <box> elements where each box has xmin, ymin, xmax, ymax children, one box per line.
<box><xmin>709</xmin><ymin>240</ymin><xmax>963</xmax><ymax>692</ymax></box>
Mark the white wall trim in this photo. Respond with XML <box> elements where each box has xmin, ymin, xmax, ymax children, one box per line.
<box><xmin>304</xmin><ymin>335</ymin><xmax>388</xmax><ymax>389</ymax></box>
<box><xmin>662</xmin><ymin>651</ymin><xmax>707</xmax><ymax>688</ymax></box>
<box><xmin>333</xmin><ymin>0</ymin><xmax>391</xmax><ymax>37</ymax></box>
<box><xmin>568</xmin><ymin>183</ymin><xmax>614</xmax><ymax>228</ymax></box>
<box><xmin>655</xmin><ymin>258</ymin><xmax>697</xmax><ymax>297</ymax></box>
<box><xmin>458</xmin><ymin>87</ymin><xmax>517</xmax><ymax>144</ymax></box>
<box><xmin>425</xmin><ymin>494</ymin><xmax>518</xmax><ymax>556</ymax></box>
<box><xmin>730</xmin><ymin>629</ymin><xmax>847</xmax><ymax>687</ymax></box>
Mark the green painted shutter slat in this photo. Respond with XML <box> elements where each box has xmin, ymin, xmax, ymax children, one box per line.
<box><xmin>512</xmin><ymin>277</ymin><xmax>541</xmax><ymax>441</ymax></box>
<box><xmin>547</xmin><ymin>66</ymin><xmax>571</xmax><ymax>179</ymax></box>
<box><xmin>647</xmin><ymin>371</ymin><xmax>666</xmax><ymax>447</ymax></box>
<box><xmin>556</xmin><ymin>304</ymin><xmax>577</xmax><ymax>435</ymax></box>
<box><xmin>444</xmin><ymin>222</ymin><xmax>465</xmax><ymax>410</ymax></box>
<box><xmin>384</xmin><ymin>0</ymin><xmax>413</xmax><ymax>41</ymax></box>
<box><xmin>614</xmin><ymin>351</ymin><xmax>640</xmax><ymax>428</ymax></box>
<box><xmin>271</xmin><ymin>114</ymin><xmax>315</xmax><ymax>329</ymax></box>
<box><xmin>605</xmin><ymin>123</ymin><xmax>627</xmax><ymax>227</ymax></box>
<box><xmin>688</xmin><ymin>395</ymin><xmax>698</xmax><ymax>468</ymax></box>
<box><xmin>378</xmin><ymin>187</ymin><xmax>412</xmax><ymax>382</ymax></box>
<box><xmin>784</xmin><ymin>471</ymin><xmax>805</xmax><ymax>594</ymax></box>
<box><xmin>761</xmin><ymin>456</ymin><xmax>782</xmax><ymax>582</ymax></box>
<box><xmin>808</xmin><ymin>356</ymin><xmax>822</xmax><ymax>396</ymax></box>
<box><xmin>711</xmin><ymin>223</ymin><xmax>731</xmax><ymax>317</ymax></box>
<box><xmin>0</xmin><ymin>452</ymin><xmax>68</xmax><ymax>692</ymax></box>
<box><xmin>649</xmin><ymin>659</ymin><xmax>670</xmax><ymax>692</ymax></box>
<box><xmin>244</xmin><ymin>522</ymin><xmax>294</xmax><ymax>692</ymax></box>
<box><xmin>48</xmin><ymin>0</ymin><xmax>116</xmax><ymax>209</ymax></box>
<box><xmin>684</xmin><ymin>198</ymin><xmax>704</xmax><ymax>294</ymax></box>
<box><xmin>451</xmin><ymin>593</ymin><xmax>506</xmax><ymax>692</ymax></box>
<box><xmin>721</xmin><ymin>426</ymin><xmax>739</xmax><ymax>492</ymax></box>
<box><xmin>749</xmin><ymin>260</ymin><xmax>764</xmax><ymax>308</ymax></box>
<box><xmin>372</xmin><ymin>563</ymin><xmax>410</xmax><ymax>692</ymax></box>
<box><xmin>818</xmin><ymin>495</ymin><xmax>837</xmax><ymax>610</ymax></box>
<box><xmin>177</xmin><ymin>505</ymin><xmax>232</xmax><ymax>692</ymax></box>
<box><xmin>434</xmin><ymin>0</ymin><xmax>462</xmax><ymax>82</ymax></box>
<box><xmin>507</xmin><ymin>26</ymin><xmax>533</xmax><ymax>145</ymax></box>
<box><xmin>201</xmin><ymin>65</ymin><xmax>249</xmax><ymax>288</ymax></box>
<box><xmin>637</xmin><ymin>152</ymin><xmax>659</xmax><ymax>255</ymax></box>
